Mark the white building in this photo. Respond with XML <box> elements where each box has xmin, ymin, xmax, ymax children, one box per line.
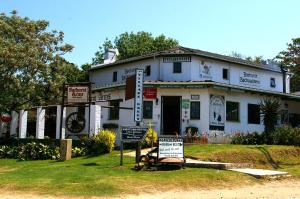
<box><xmin>89</xmin><ymin>46</ymin><xmax>300</xmax><ymax>142</ymax></box>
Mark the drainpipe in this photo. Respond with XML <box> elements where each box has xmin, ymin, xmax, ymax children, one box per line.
<box><xmin>281</xmin><ymin>65</ymin><xmax>287</xmax><ymax>93</ymax></box>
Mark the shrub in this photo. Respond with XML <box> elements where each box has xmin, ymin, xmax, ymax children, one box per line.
<box><xmin>90</xmin><ymin>129</ymin><xmax>116</xmax><ymax>154</ymax></box>
<box><xmin>72</xmin><ymin>147</ymin><xmax>88</xmax><ymax>157</ymax></box>
<box><xmin>231</xmin><ymin>132</ymin><xmax>263</xmax><ymax>145</ymax></box>
<box><xmin>142</xmin><ymin>128</ymin><xmax>158</xmax><ymax>148</ymax></box>
<box><xmin>273</xmin><ymin>126</ymin><xmax>300</xmax><ymax>146</ymax></box>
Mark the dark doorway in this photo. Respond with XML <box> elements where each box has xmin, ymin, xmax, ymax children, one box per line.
<box><xmin>161</xmin><ymin>96</ymin><xmax>181</xmax><ymax>135</ymax></box>
<box><xmin>45</xmin><ymin>107</ymin><xmax>57</xmax><ymax>139</ymax></box>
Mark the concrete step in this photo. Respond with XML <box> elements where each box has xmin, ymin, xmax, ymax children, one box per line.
<box><xmin>228</xmin><ymin>168</ymin><xmax>291</xmax><ymax>179</ymax></box>
<box><xmin>185</xmin><ymin>158</ymin><xmax>253</xmax><ymax>169</ymax></box>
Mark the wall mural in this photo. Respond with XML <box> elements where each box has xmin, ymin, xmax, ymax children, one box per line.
<box><xmin>199</xmin><ymin>61</ymin><xmax>212</xmax><ymax>80</ymax></box>
<box><xmin>209</xmin><ymin>95</ymin><xmax>225</xmax><ymax>131</ymax></box>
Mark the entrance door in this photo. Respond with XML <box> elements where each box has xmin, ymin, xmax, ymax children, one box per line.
<box><xmin>161</xmin><ymin>96</ymin><xmax>181</xmax><ymax>135</ymax></box>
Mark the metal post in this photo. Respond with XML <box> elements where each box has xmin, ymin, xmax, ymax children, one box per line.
<box><xmin>88</xmin><ymin>82</ymin><xmax>91</xmax><ymax>136</ymax></box>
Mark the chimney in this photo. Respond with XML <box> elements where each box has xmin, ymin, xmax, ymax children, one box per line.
<box><xmin>104</xmin><ymin>48</ymin><xmax>119</xmax><ymax>64</ymax></box>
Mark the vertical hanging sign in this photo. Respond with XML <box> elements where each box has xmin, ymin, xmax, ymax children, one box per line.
<box><xmin>134</xmin><ymin>69</ymin><xmax>144</xmax><ymax>122</ymax></box>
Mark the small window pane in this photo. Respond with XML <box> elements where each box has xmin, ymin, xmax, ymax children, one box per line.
<box><xmin>248</xmin><ymin>104</ymin><xmax>260</xmax><ymax>124</ymax></box>
<box><xmin>173</xmin><ymin>62</ymin><xmax>182</xmax><ymax>73</ymax></box>
<box><xmin>223</xmin><ymin>68</ymin><xmax>228</xmax><ymax>80</ymax></box>
<box><xmin>270</xmin><ymin>78</ymin><xmax>276</xmax><ymax>88</ymax></box>
<box><xmin>109</xmin><ymin>100</ymin><xmax>120</xmax><ymax>120</ymax></box>
<box><xmin>145</xmin><ymin>65</ymin><xmax>151</xmax><ymax>76</ymax></box>
<box><xmin>226</xmin><ymin>101</ymin><xmax>239</xmax><ymax>122</ymax></box>
<box><xmin>190</xmin><ymin>101</ymin><xmax>200</xmax><ymax>119</ymax></box>
<box><xmin>143</xmin><ymin>101</ymin><xmax>153</xmax><ymax>119</ymax></box>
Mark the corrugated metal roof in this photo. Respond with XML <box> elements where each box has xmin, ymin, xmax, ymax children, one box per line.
<box><xmin>89</xmin><ymin>46</ymin><xmax>282</xmax><ymax>73</ymax></box>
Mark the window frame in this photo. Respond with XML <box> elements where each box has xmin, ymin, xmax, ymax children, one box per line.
<box><xmin>109</xmin><ymin>100</ymin><xmax>120</xmax><ymax>120</ymax></box>
<box><xmin>270</xmin><ymin>77</ymin><xmax>276</xmax><ymax>88</ymax></box>
<box><xmin>226</xmin><ymin>101</ymin><xmax>240</xmax><ymax>122</ymax></box>
<box><xmin>143</xmin><ymin>101</ymin><xmax>153</xmax><ymax>119</ymax></box>
<box><xmin>248</xmin><ymin>103</ymin><xmax>261</xmax><ymax>124</ymax></box>
<box><xmin>173</xmin><ymin>62</ymin><xmax>182</xmax><ymax>73</ymax></box>
<box><xmin>190</xmin><ymin>101</ymin><xmax>201</xmax><ymax>120</ymax></box>
<box><xmin>145</xmin><ymin>65</ymin><xmax>151</xmax><ymax>76</ymax></box>
<box><xmin>113</xmin><ymin>71</ymin><xmax>118</xmax><ymax>82</ymax></box>
<box><xmin>223</xmin><ymin>68</ymin><xmax>229</xmax><ymax>80</ymax></box>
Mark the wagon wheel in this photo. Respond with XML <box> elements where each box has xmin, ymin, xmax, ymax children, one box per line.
<box><xmin>66</xmin><ymin>112</ymin><xmax>86</xmax><ymax>133</ymax></box>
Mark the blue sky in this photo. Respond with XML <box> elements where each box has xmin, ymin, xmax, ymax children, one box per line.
<box><xmin>1</xmin><ymin>0</ymin><xmax>300</xmax><ymax>66</ymax></box>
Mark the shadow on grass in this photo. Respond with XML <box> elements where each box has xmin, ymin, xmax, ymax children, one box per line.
<box><xmin>82</xmin><ymin>162</ymin><xmax>100</xmax><ymax>166</ymax></box>
<box><xmin>255</xmin><ymin>146</ymin><xmax>280</xmax><ymax>169</ymax></box>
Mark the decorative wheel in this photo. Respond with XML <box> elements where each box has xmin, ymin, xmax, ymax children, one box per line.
<box><xmin>66</xmin><ymin>112</ymin><xmax>86</xmax><ymax>133</ymax></box>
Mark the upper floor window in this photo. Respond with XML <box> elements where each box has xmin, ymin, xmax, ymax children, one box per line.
<box><xmin>270</xmin><ymin>77</ymin><xmax>276</xmax><ymax>88</ymax></box>
<box><xmin>223</xmin><ymin>68</ymin><xmax>229</xmax><ymax>80</ymax></box>
<box><xmin>248</xmin><ymin>104</ymin><xmax>260</xmax><ymax>124</ymax></box>
<box><xmin>145</xmin><ymin>65</ymin><xmax>151</xmax><ymax>76</ymax></box>
<box><xmin>173</xmin><ymin>62</ymin><xmax>182</xmax><ymax>73</ymax></box>
<box><xmin>113</xmin><ymin>71</ymin><xmax>117</xmax><ymax>82</ymax></box>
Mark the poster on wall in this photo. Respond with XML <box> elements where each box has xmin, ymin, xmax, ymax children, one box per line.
<box><xmin>239</xmin><ymin>71</ymin><xmax>261</xmax><ymax>87</ymax></box>
<box><xmin>209</xmin><ymin>95</ymin><xmax>225</xmax><ymax>131</ymax></box>
<box><xmin>199</xmin><ymin>61</ymin><xmax>212</xmax><ymax>80</ymax></box>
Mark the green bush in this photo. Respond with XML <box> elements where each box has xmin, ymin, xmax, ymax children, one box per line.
<box><xmin>0</xmin><ymin>142</ymin><xmax>60</xmax><ymax>160</ymax></box>
<box><xmin>273</xmin><ymin>126</ymin><xmax>300</xmax><ymax>146</ymax></box>
<box><xmin>72</xmin><ymin>147</ymin><xmax>88</xmax><ymax>157</ymax></box>
<box><xmin>90</xmin><ymin>130</ymin><xmax>116</xmax><ymax>154</ymax></box>
<box><xmin>231</xmin><ymin>132</ymin><xmax>263</xmax><ymax>145</ymax></box>
<box><xmin>142</xmin><ymin>128</ymin><xmax>158</xmax><ymax>148</ymax></box>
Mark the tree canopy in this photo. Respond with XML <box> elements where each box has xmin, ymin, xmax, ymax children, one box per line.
<box><xmin>92</xmin><ymin>31</ymin><xmax>178</xmax><ymax>65</ymax></box>
<box><xmin>275</xmin><ymin>38</ymin><xmax>300</xmax><ymax>92</ymax></box>
<box><xmin>0</xmin><ymin>11</ymin><xmax>84</xmax><ymax>113</ymax></box>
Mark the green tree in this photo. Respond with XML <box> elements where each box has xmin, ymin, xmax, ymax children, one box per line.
<box><xmin>92</xmin><ymin>31</ymin><xmax>178</xmax><ymax>65</ymax></box>
<box><xmin>276</xmin><ymin>38</ymin><xmax>300</xmax><ymax>92</ymax></box>
<box><xmin>260</xmin><ymin>98</ymin><xmax>281</xmax><ymax>144</ymax></box>
<box><xmin>0</xmin><ymin>11</ymin><xmax>75</xmax><ymax>113</ymax></box>
<box><xmin>230</xmin><ymin>51</ymin><xmax>263</xmax><ymax>64</ymax></box>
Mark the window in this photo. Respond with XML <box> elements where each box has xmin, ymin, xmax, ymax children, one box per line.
<box><xmin>226</xmin><ymin>101</ymin><xmax>239</xmax><ymax>122</ymax></box>
<box><xmin>113</xmin><ymin>71</ymin><xmax>117</xmax><ymax>82</ymax></box>
<box><xmin>190</xmin><ymin>101</ymin><xmax>200</xmax><ymax>119</ymax></box>
<box><xmin>223</xmin><ymin>68</ymin><xmax>228</xmax><ymax>80</ymax></box>
<box><xmin>143</xmin><ymin>101</ymin><xmax>153</xmax><ymax>119</ymax></box>
<box><xmin>248</xmin><ymin>104</ymin><xmax>260</xmax><ymax>124</ymax></box>
<box><xmin>270</xmin><ymin>77</ymin><xmax>276</xmax><ymax>88</ymax></box>
<box><xmin>145</xmin><ymin>65</ymin><xmax>151</xmax><ymax>76</ymax></box>
<box><xmin>173</xmin><ymin>62</ymin><xmax>182</xmax><ymax>73</ymax></box>
<box><xmin>109</xmin><ymin>100</ymin><xmax>120</xmax><ymax>120</ymax></box>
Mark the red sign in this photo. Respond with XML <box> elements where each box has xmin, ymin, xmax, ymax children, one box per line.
<box><xmin>1</xmin><ymin>113</ymin><xmax>12</xmax><ymax>123</ymax></box>
<box><xmin>143</xmin><ymin>88</ymin><xmax>157</xmax><ymax>99</ymax></box>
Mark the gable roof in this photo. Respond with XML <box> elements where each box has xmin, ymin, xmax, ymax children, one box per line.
<box><xmin>89</xmin><ymin>46</ymin><xmax>282</xmax><ymax>73</ymax></box>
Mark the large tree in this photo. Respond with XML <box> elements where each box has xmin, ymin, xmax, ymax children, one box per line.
<box><xmin>92</xmin><ymin>31</ymin><xmax>178</xmax><ymax>65</ymax></box>
<box><xmin>0</xmin><ymin>11</ymin><xmax>79</xmax><ymax>113</ymax></box>
<box><xmin>276</xmin><ymin>38</ymin><xmax>300</xmax><ymax>92</ymax></box>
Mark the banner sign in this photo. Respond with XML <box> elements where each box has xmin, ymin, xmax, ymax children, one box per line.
<box><xmin>143</xmin><ymin>88</ymin><xmax>157</xmax><ymax>99</ymax></box>
<box><xmin>182</xmin><ymin>99</ymin><xmax>190</xmax><ymax>109</ymax></box>
<box><xmin>158</xmin><ymin>137</ymin><xmax>184</xmax><ymax>158</ymax></box>
<box><xmin>134</xmin><ymin>69</ymin><xmax>144</xmax><ymax>122</ymax></box>
<box><xmin>121</xmin><ymin>126</ymin><xmax>148</xmax><ymax>142</ymax></box>
<box><xmin>239</xmin><ymin>71</ymin><xmax>261</xmax><ymax>87</ymax></box>
<box><xmin>209</xmin><ymin>95</ymin><xmax>225</xmax><ymax>130</ymax></box>
<box><xmin>67</xmin><ymin>86</ymin><xmax>89</xmax><ymax>104</ymax></box>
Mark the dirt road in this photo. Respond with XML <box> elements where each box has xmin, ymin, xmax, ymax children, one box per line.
<box><xmin>1</xmin><ymin>179</ymin><xmax>300</xmax><ymax>199</ymax></box>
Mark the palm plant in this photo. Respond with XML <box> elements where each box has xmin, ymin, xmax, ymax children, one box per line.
<box><xmin>260</xmin><ymin>98</ymin><xmax>281</xmax><ymax>144</ymax></box>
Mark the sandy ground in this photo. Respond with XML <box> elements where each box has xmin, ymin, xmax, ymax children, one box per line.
<box><xmin>1</xmin><ymin>179</ymin><xmax>300</xmax><ymax>199</ymax></box>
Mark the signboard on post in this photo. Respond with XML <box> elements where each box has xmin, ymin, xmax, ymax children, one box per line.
<box><xmin>158</xmin><ymin>137</ymin><xmax>184</xmax><ymax>159</ymax></box>
<box><xmin>134</xmin><ymin>69</ymin><xmax>144</xmax><ymax>122</ymax></box>
<box><xmin>121</xmin><ymin>126</ymin><xmax>147</xmax><ymax>142</ymax></box>
<box><xmin>67</xmin><ymin>86</ymin><xmax>89</xmax><ymax>104</ymax></box>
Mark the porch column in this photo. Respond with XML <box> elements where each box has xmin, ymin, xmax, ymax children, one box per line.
<box><xmin>10</xmin><ymin>111</ymin><xmax>19</xmax><ymax>137</ymax></box>
<box><xmin>89</xmin><ymin>104</ymin><xmax>101</xmax><ymax>137</ymax></box>
<box><xmin>56</xmin><ymin>105</ymin><xmax>66</xmax><ymax>139</ymax></box>
<box><xmin>36</xmin><ymin>107</ymin><xmax>45</xmax><ymax>139</ymax></box>
<box><xmin>19</xmin><ymin>110</ymin><xmax>28</xmax><ymax>138</ymax></box>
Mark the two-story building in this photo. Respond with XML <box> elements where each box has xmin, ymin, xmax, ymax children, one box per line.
<box><xmin>89</xmin><ymin>46</ymin><xmax>300</xmax><ymax>142</ymax></box>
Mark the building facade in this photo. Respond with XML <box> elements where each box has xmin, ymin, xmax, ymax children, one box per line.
<box><xmin>89</xmin><ymin>47</ymin><xmax>300</xmax><ymax>142</ymax></box>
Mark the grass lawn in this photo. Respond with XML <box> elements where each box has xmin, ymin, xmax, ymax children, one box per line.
<box><xmin>0</xmin><ymin>145</ymin><xmax>299</xmax><ymax>197</ymax></box>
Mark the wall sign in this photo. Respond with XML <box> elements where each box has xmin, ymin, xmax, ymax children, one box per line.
<box><xmin>209</xmin><ymin>95</ymin><xmax>225</xmax><ymax>130</ymax></box>
<box><xmin>239</xmin><ymin>72</ymin><xmax>261</xmax><ymax>87</ymax></box>
<box><xmin>191</xmin><ymin>95</ymin><xmax>199</xmax><ymax>100</ymax></box>
<box><xmin>158</xmin><ymin>137</ymin><xmax>184</xmax><ymax>159</ymax></box>
<box><xmin>67</xmin><ymin>86</ymin><xmax>89</xmax><ymax>104</ymax></box>
<box><xmin>182</xmin><ymin>99</ymin><xmax>190</xmax><ymax>109</ymax></box>
<box><xmin>134</xmin><ymin>69</ymin><xmax>144</xmax><ymax>122</ymax></box>
<box><xmin>121</xmin><ymin>126</ymin><xmax>148</xmax><ymax>142</ymax></box>
<box><xmin>200</xmin><ymin>62</ymin><xmax>212</xmax><ymax>80</ymax></box>
<box><xmin>143</xmin><ymin>88</ymin><xmax>157</xmax><ymax>99</ymax></box>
